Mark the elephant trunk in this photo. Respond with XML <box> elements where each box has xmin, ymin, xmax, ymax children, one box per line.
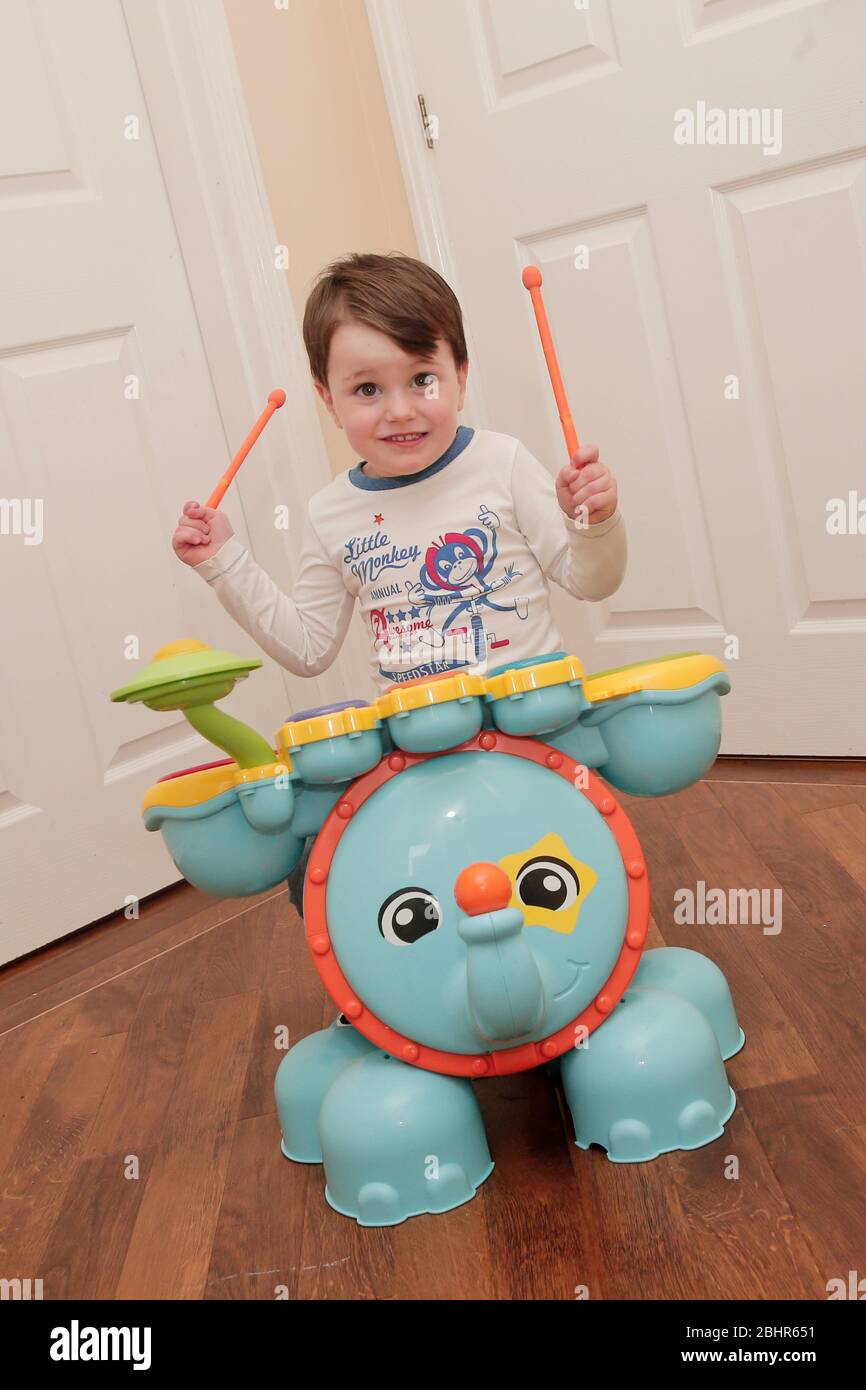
<box><xmin>458</xmin><ymin>906</ymin><xmax>544</xmax><ymax>1042</ymax></box>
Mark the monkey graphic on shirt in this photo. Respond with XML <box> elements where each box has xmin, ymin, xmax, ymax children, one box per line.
<box><xmin>366</xmin><ymin>505</ymin><xmax>529</xmax><ymax>682</ymax></box>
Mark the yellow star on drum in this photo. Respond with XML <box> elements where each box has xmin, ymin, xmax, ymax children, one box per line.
<box><xmin>498</xmin><ymin>831</ymin><xmax>598</xmax><ymax>935</ymax></box>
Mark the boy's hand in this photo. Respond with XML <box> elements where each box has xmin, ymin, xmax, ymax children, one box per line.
<box><xmin>172</xmin><ymin>501</ymin><xmax>234</xmax><ymax>567</ymax></box>
<box><xmin>556</xmin><ymin>444</ymin><xmax>618</xmax><ymax>526</ymax></box>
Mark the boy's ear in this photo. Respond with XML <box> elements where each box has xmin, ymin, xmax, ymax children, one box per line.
<box><xmin>457</xmin><ymin>358</ymin><xmax>469</xmax><ymax>410</ymax></box>
<box><xmin>314</xmin><ymin>379</ymin><xmax>342</xmax><ymax>429</ymax></box>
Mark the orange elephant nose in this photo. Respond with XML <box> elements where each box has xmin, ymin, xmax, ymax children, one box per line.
<box><xmin>454</xmin><ymin>862</ymin><xmax>512</xmax><ymax>916</ymax></box>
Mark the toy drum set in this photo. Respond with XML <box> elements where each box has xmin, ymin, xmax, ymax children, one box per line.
<box><xmin>112</xmin><ymin>644</ymin><xmax>741</xmax><ymax>1226</ymax></box>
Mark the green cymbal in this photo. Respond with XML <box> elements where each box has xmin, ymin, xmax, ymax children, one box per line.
<box><xmin>110</xmin><ymin>639</ymin><xmax>261</xmax><ymax>711</ymax></box>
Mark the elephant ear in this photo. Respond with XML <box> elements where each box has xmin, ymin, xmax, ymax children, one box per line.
<box><xmin>143</xmin><ymin>762</ymin><xmax>304</xmax><ymax>898</ymax></box>
<box><xmin>582</xmin><ymin>679</ymin><xmax>730</xmax><ymax>798</ymax></box>
<box><xmin>142</xmin><ymin>756</ymin><xmax>381</xmax><ymax>898</ymax></box>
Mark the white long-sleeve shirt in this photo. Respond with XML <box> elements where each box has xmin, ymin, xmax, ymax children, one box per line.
<box><xmin>192</xmin><ymin>425</ymin><xmax>626</xmax><ymax>694</ymax></box>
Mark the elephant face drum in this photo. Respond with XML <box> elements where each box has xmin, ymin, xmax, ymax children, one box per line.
<box><xmin>304</xmin><ymin>729</ymin><xmax>649</xmax><ymax>1076</ymax></box>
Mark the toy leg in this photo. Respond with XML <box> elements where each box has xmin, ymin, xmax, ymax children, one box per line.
<box><xmin>632</xmin><ymin>946</ymin><xmax>745</xmax><ymax>1060</ymax></box>
<box><xmin>560</xmin><ymin>985</ymin><xmax>736</xmax><ymax>1162</ymax></box>
<box><xmin>318</xmin><ymin>1052</ymin><xmax>494</xmax><ymax>1227</ymax></box>
<box><xmin>275</xmin><ymin>1017</ymin><xmax>376</xmax><ymax>1162</ymax></box>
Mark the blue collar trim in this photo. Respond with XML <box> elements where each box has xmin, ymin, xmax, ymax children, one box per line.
<box><xmin>348</xmin><ymin>425</ymin><xmax>475</xmax><ymax>490</ymax></box>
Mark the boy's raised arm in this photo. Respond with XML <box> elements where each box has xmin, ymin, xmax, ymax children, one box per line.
<box><xmin>510</xmin><ymin>439</ymin><xmax>627</xmax><ymax>603</ymax></box>
<box><xmin>190</xmin><ymin>510</ymin><xmax>355</xmax><ymax>677</ymax></box>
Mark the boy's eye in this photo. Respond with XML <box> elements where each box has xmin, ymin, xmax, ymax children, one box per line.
<box><xmin>354</xmin><ymin>372</ymin><xmax>435</xmax><ymax>398</ymax></box>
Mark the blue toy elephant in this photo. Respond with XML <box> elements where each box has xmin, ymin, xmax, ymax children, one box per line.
<box><xmin>114</xmin><ymin>646</ymin><xmax>741</xmax><ymax>1227</ymax></box>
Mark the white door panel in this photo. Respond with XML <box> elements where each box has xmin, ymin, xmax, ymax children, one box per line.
<box><xmin>0</xmin><ymin>0</ymin><xmax>332</xmax><ymax>963</ymax></box>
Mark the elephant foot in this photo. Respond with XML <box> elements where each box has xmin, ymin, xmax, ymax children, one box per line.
<box><xmin>275</xmin><ymin>1016</ymin><xmax>376</xmax><ymax>1163</ymax></box>
<box><xmin>318</xmin><ymin>1052</ymin><xmax>494</xmax><ymax>1226</ymax></box>
<box><xmin>561</xmin><ymin>985</ymin><xmax>736</xmax><ymax>1162</ymax></box>
<box><xmin>632</xmin><ymin>946</ymin><xmax>745</xmax><ymax>1060</ymax></box>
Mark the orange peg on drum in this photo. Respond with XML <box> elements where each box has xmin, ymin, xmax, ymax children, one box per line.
<box><xmin>454</xmin><ymin>862</ymin><xmax>512</xmax><ymax>916</ymax></box>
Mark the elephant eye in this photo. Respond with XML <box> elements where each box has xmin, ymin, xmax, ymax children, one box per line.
<box><xmin>378</xmin><ymin>887</ymin><xmax>441</xmax><ymax>945</ymax></box>
<box><xmin>515</xmin><ymin>856</ymin><xmax>579</xmax><ymax>912</ymax></box>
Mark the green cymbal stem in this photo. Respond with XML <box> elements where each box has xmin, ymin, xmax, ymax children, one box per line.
<box><xmin>184</xmin><ymin>703</ymin><xmax>275</xmax><ymax>770</ymax></box>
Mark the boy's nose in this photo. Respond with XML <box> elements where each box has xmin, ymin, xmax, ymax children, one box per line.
<box><xmin>385</xmin><ymin>391</ymin><xmax>416</xmax><ymax>419</ymax></box>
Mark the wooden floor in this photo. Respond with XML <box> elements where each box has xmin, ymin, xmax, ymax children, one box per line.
<box><xmin>1</xmin><ymin>758</ymin><xmax>865</xmax><ymax>1301</ymax></box>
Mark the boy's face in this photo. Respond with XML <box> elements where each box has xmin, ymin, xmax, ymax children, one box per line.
<box><xmin>315</xmin><ymin>320</ymin><xmax>469</xmax><ymax>479</ymax></box>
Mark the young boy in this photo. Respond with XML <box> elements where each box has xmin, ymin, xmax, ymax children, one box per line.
<box><xmin>174</xmin><ymin>252</ymin><xmax>625</xmax><ymax>675</ymax></box>
<box><xmin>172</xmin><ymin>252</ymin><xmax>626</xmax><ymax>909</ymax></box>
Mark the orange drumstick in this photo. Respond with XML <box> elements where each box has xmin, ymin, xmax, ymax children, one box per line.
<box><xmin>521</xmin><ymin>265</ymin><xmax>580</xmax><ymax>462</ymax></box>
<box><xmin>207</xmin><ymin>388</ymin><xmax>287</xmax><ymax>509</ymax></box>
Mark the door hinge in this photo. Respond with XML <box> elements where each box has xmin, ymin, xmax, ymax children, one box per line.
<box><xmin>417</xmin><ymin>94</ymin><xmax>437</xmax><ymax>149</ymax></box>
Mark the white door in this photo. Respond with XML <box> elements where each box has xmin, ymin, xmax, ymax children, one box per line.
<box><xmin>371</xmin><ymin>0</ymin><xmax>866</xmax><ymax>754</ymax></box>
<box><xmin>0</xmin><ymin>0</ymin><xmax>341</xmax><ymax>964</ymax></box>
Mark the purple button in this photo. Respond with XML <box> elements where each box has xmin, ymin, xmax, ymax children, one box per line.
<box><xmin>287</xmin><ymin>699</ymin><xmax>370</xmax><ymax>722</ymax></box>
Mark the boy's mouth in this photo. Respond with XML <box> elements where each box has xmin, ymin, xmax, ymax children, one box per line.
<box><xmin>382</xmin><ymin>431</ymin><xmax>428</xmax><ymax>447</ymax></box>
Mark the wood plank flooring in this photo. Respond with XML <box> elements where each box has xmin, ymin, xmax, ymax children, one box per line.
<box><xmin>1</xmin><ymin>758</ymin><xmax>864</xmax><ymax>1300</ymax></box>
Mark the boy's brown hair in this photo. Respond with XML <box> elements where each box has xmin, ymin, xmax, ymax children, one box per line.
<box><xmin>303</xmin><ymin>251</ymin><xmax>468</xmax><ymax>387</ymax></box>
